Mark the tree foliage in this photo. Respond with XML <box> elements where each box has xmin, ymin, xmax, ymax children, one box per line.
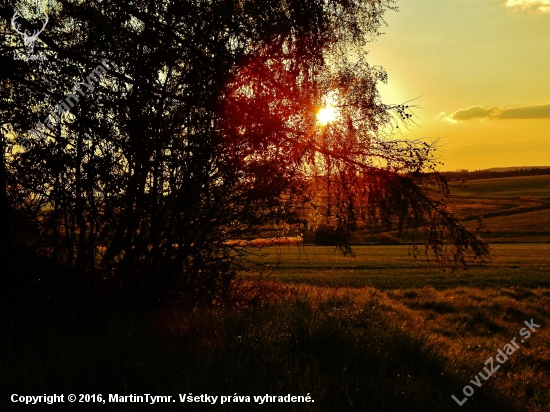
<box><xmin>0</xmin><ymin>0</ymin><xmax>488</xmax><ymax>302</ymax></box>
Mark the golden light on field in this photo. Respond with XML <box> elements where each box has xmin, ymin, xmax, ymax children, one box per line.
<box><xmin>317</xmin><ymin>106</ymin><xmax>338</xmax><ymax>125</ymax></box>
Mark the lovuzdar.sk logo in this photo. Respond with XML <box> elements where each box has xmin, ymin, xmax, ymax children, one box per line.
<box><xmin>11</xmin><ymin>11</ymin><xmax>49</xmax><ymax>61</ymax></box>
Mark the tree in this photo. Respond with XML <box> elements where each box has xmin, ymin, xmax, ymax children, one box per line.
<box><xmin>0</xmin><ymin>0</ymin><xmax>488</xmax><ymax>303</ymax></box>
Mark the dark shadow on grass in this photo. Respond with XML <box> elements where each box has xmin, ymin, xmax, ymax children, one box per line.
<box><xmin>1</xmin><ymin>292</ymin><xmax>524</xmax><ymax>412</ymax></box>
<box><xmin>447</xmin><ymin>310</ymin><xmax>509</xmax><ymax>337</ymax></box>
<box><xmin>404</xmin><ymin>300</ymin><xmax>457</xmax><ymax>314</ymax></box>
<box><xmin>500</xmin><ymin>288</ymin><xmax>536</xmax><ymax>300</ymax></box>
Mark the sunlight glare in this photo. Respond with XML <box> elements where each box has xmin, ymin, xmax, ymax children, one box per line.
<box><xmin>316</xmin><ymin>91</ymin><xmax>341</xmax><ymax>126</ymax></box>
<box><xmin>317</xmin><ymin>106</ymin><xmax>338</xmax><ymax>125</ymax></box>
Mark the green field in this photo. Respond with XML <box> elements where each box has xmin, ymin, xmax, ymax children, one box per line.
<box><xmin>245</xmin><ymin>244</ymin><xmax>550</xmax><ymax>290</ymax></box>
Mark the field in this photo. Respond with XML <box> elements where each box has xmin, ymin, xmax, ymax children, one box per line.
<box><xmin>446</xmin><ymin>174</ymin><xmax>550</xmax><ymax>243</ymax></box>
<box><xmin>245</xmin><ymin>244</ymin><xmax>550</xmax><ymax>290</ymax></box>
<box><xmin>2</xmin><ymin>175</ymin><xmax>550</xmax><ymax>411</ymax></box>
<box><xmin>327</xmin><ymin>174</ymin><xmax>550</xmax><ymax>245</ymax></box>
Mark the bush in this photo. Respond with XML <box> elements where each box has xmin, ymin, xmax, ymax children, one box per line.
<box><xmin>313</xmin><ymin>225</ymin><xmax>362</xmax><ymax>247</ymax></box>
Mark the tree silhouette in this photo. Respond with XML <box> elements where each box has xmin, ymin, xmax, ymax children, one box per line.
<box><xmin>0</xmin><ymin>0</ymin><xmax>487</xmax><ymax>303</ymax></box>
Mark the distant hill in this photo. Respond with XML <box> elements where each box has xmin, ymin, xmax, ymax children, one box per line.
<box><xmin>441</xmin><ymin>167</ymin><xmax>550</xmax><ymax>181</ymax></box>
<box><xmin>484</xmin><ymin>166</ymin><xmax>550</xmax><ymax>172</ymax></box>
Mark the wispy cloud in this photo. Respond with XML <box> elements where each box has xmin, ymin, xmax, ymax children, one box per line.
<box><xmin>504</xmin><ymin>0</ymin><xmax>550</xmax><ymax>13</ymax></box>
<box><xmin>439</xmin><ymin>102</ymin><xmax>550</xmax><ymax>122</ymax></box>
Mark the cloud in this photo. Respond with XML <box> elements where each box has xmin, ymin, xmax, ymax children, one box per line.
<box><xmin>504</xmin><ymin>0</ymin><xmax>550</xmax><ymax>12</ymax></box>
<box><xmin>437</xmin><ymin>112</ymin><xmax>452</xmax><ymax>122</ymax></box>
<box><xmin>441</xmin><ymin>102</ymin><xmax>550</xmax><ymax>122</ymax></box>
<box><xmin>448</xmin><ymin>106</ymin><xmax>499</xmax><ymax>121</ymax></box>
<box><xmin>498</xmin><ymin>104</ymin><xmax>550</xmax><ymax>119</ymax></box>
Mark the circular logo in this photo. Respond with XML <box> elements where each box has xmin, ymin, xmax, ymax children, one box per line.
<box><xmin>19</xmin><ymin>138</ymin><xmax>33</xmax><ymax>152</ymax></box>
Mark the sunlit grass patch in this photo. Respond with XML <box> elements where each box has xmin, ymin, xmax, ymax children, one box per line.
<box><xmin>374</xmin><ymin>285</ymin><xmax>550</xmax><ymax>411</ymax></box>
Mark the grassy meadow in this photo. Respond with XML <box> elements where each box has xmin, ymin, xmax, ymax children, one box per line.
<box><xmin>446</xmin><ymin>174</ymin><xmax>550</xmax><ymax>243</ymax></box>
<box><xmin>2</xmin><ymin>175</ymin><xmax>550</xmax><ymax>411</ymax></box>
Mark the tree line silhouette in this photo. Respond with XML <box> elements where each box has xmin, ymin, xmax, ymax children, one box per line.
<box><xmin>442</xmin><ymin>167</ymin><xmax>550</xmax><ymax>182</ymax></box>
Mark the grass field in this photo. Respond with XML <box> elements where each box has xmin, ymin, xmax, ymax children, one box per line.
<box><xmin>245</xmin><ymin>244</ymin><xmax>550</xmax><ymax>290</ymax></box>
<box><xmin>445</xmin><ymin>175</ymin><xmax>550</xmax><ymax>243</ymax></box>
<box><xmin>2</xmin><ymin>175</ymin><xmax>550</xmax><ymax>411</ymax></box>
<box><xmin>447</xmin><ymin>174</ymin><xmax>550</xmax><ymax>199</ymax></box>
<box><xmin>328</xmin><ymin>175</ymin><xmax>550</xmax><ymax>244</ymax></box>
<box><xmin>240</xmin><ymin>243</ymin><xmax>550</xmax><ymax>411</ymax></box>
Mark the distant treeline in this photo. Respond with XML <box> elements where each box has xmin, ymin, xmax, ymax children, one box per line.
<box><xmin>441</xmin><ymin>167</ymin><xmax>550</xmax><ymax>181</ymax></box>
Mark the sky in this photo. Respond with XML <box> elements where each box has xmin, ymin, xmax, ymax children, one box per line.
<box><xmin>365</xmin><ymin>0</ymin><xmax>550</xmax><ymax>170</ymax></box>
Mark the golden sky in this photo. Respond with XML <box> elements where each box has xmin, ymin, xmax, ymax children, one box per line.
<box><xmin>366</xmin><ymin>0</ymin><xmax>550</xmax><ymax>170</ymax></box>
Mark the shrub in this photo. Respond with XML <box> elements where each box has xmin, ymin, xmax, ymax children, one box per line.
<box><xmin>313</xmin><ymin>225</ymin><xmax>361</xmax><ymax>247</ymax></box>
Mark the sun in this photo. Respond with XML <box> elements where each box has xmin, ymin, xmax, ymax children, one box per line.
<box><xmin>317</xmin><ymin>106</ymin><xmax>338</xmax><ymax>125</ymax></box>
<box><xmin>316</xmin><ymin>91</ymin><xmax>341</xmax><ymax>125</ymax></box>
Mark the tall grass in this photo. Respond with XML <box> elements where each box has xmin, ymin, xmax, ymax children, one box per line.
<box><xmin>1</xmin><ymin>281</ymin><xmax>524</xmax><ymax>411</ymax></box>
